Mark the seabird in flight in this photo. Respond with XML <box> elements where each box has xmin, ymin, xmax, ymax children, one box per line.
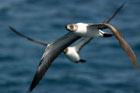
<box><xmin>10</xmin><ymin>23</ymin><xmax>139</xmax><ymax>93</ymax></box>
<box><xmin>9</xmin><ymin>3</ymin><xmax>124</xmax><ymax>64</ymax></box>
<box><xmin>66</xmin><ymin>23</ymin><xmax>139</xmax><ymax>69</ymax></box>
<box><xmin>9</xmin><ymin>2</ymin><xmax>139</xmax><ymax>93</ymax></box>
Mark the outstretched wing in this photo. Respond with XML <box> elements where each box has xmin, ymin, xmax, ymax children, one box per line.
<box><xmin>104</xmin><ymin>2</ymin><xmax>125</xmax><ymax>23</ymax></box>
<box><xmin>29</xmin><ymin>32</ymin><xmax>81</xmax><ymax>92</ymax></box>
<box><xmin>9</xmin><ymin>26</ymin><xmax>48</xmax><ymax>46</ymax></box>
<box><xmin>74</xmin><ymin>37</ymin><xmax>93</xmax><ymax>52</ymax></box>
<box><xmin>89</xmin><ymin>23</ymin><xmax>139</xmax><ymax>69</ymax></box>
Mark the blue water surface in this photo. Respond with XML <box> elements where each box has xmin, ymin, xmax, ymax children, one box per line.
<box><xmin>0</xmin><ymin>0</ymin><xmax>140</xmax><ymax>93</ymax></box>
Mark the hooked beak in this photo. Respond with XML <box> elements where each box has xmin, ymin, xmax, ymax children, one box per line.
<box><xmin>65</xmin><ymin>24</ymin><xmax>71</xmax><ymax>31</ymax></box>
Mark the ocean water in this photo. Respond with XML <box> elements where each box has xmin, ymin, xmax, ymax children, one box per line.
<box><xmin>0</xmin><ymin>0</ymin><xmax>140</xmax><ymax>93</ymax></box>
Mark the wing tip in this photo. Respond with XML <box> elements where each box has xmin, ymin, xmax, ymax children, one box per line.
<box><xmin>9</xmin><ymin>26</ymin><xmax>18</xmax><ymax>33</ymax></box>
<box><xmin>9</xmin><ymin>26</ymin><xmax>14</xmax><ymax>31</ymax></box>
<box><xmin>27</xmin><ymin>89</ymin><xmax>32</xmax><ymax>93</ymax></box>
<box><xmin>28</xmin><ymin>81</ymin><xmax>36</xmax><ymax>93</ymax></box>
<box><xmin>134</xmin><ymin>62</ymin><xmax>140</xmax><ymax>70</ymax></box>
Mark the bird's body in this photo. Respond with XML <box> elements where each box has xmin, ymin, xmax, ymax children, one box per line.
<box><xmin>64</xmin><ymin>47</ymin><xmax>82</xmax><ymax>63</ymax></box>
<box><xmin>66</xmin><ymin>22</ymin><xmax>104</xmax><ymax>37</ymax></box>
<box><xmin>63</xmin><ymin>2</ymin><xmax>126</xmax><ymax>62</ymax></box>
<box><xmin>66</xmin><ymin>23</ymin><xmax>139</xmax><ymax>69</ymax></box>
<box><xmin>66</xmin><ymin>22</ymin><xmax>111</xmax><ymax>38</ymax></box>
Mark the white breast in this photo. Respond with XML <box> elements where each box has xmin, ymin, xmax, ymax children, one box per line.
<box><xmin>65</xmin><ymin>47</ymin><xmax>80</xmax><ymax>62</ymax></box>
<box><xmin>76</xmin><ymin>23</ymin><xmax>88</xmax><ymax>33</ymax></box>
<box><xmin>75</xmin><ymin>23</ymin><xmax>100</xmax><ymax>37</ymax></box>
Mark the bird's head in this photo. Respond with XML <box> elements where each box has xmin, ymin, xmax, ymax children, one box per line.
<box><xmin>65</xmin><ymin>24</ymin><xmax>78</xmax><ymax>32</ymax></box>
<box><xmin>64</xmin><ymin>48</ymin><xmax>68</xmax><ymax>54</ymax></box>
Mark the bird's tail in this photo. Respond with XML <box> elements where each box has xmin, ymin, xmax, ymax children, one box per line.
<box><xmin>103</xmin><ymin>33</ymin><xmax>113</xmax><ymax>37</ymax></box>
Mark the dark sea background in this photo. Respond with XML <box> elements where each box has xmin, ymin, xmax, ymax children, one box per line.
<box><xmin>0</xmin><ymin>0</ymin><xmax>140</xmax><ymax>93</ymax></box>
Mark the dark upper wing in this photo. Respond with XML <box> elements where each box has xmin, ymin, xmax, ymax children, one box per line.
<box><xmin>29</xmin><ymin>32</ymin><xmax>81</xmax><ymax>92</ymax></box>
<box><xmin>89</xmin><ymin>23</ymin><xmax>139</xmax><ymax>69</ymax></box>
<box><xmin>9</xmin><ymin>26</ymin><xmax>48</xmax><ymax>46</ymax></box>
<box><xmin>74</xmin><ymin>37</ymin><xmax>93</xmax><ymax>52</ymax></box>
<box><xmin>104</xmin><ymin>2</ymin><xmax>125</xmax><ymax>23</ymax></box>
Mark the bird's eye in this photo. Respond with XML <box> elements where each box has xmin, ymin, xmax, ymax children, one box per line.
<box><xmin>69</xmin><ymin>25</ymin><xmax>73</xmax><ymax>29</ymax></box>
